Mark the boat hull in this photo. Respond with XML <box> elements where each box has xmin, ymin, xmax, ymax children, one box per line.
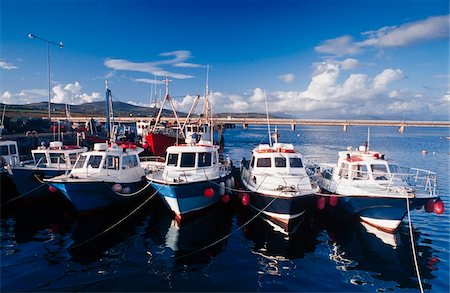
<box><xmin>248</xmin><ymin>191</ymin><xmax>316</xmax><ymax>234</ymax></box>
<box><xmin>9</xmin><ymin>168</ymin><xmax>66</xmax><ymax>200</ymax></box>
<box><xmin>49</xmin><ymin>180</ymin><xmax>151</xmax><ymax>212</ymax></box>
<box><xmin>149</xmin><ymin>174</ymin><xmax>231</xmax><ymax>219</ymax></box>
<box><xmin>319</xmin><ymin>192</ymin><xmax>407</xmax><ymax>233</ymax></box>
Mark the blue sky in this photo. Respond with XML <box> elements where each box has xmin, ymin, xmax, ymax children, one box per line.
<box><xmin>1</xmin><ymin>0</ymin><xmax>449</xmax><ymax>119</ymax></box>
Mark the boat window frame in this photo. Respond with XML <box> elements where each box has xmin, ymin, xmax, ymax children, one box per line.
<box><xmin>87</xmin><ymin>155</ymin><xmax>103</xmax><ymax>169</ymax></box>
<box><xmin>33</xmin><ymin>152</ymin><xmax>47</xmax><ymax>165</ymax></box>
<box><xmin>198</xmin><ymin>152</ymin><xmax>212</xmax><ymax>167</ymax></box>
<box><xmin>180</xmin><ymin>152</ymin><xmax>196</xmax><ymax>168</ymax></box>
<box><xmin>74</xmin><ymin>155</ymin><xmax>87</xmax><ymax>169</ymax></box>
<box><xmin>167</xmin><ymin>153</ymin><xmax>179</xmax><ymax>167</ymax></box>
<box><xmin>352</xmin><ymin>164</ymin><xmax>369</xmax><ymax>180</ymax></box>
<box><xmin>104</xmin><ymin>155</ymin><xmax>120</xmax><ymax>170</ymax></box>
<box><xmin>371</xmin><ymin>163</ymin><xmax>389</xmax><ymax>180</ymax></box>
<box><xmin>0</xmin><ymin>145</ymin><xmax>9</xmax><ymax>156</ymax></box>
<box><xmin>9</xmin><ymin>144</ymin><xmax>17</xmax><ymax>155</ymax></box>
<box><xmin>274</xmin><ymin>157</ymin><xmax>286</xmax><ymax>168</ymax></box>
<box><xmin>49</xmin><ymin>152</ymin><xmax>66</xmax><ymax>164</ymax></box>
<box><xmin>256</xmin><ymin>157</ymin><xmax>271</xmax><ymax>168</ymax></box>
<box><xmin>289</xmin><ymin>157</ymin><xmax>303</xmax><ymax>168</ymax></box>
<box><xmin>338</xmin><ymin>162</ymin><xmax>349</xmax><ymax>179</ymax></box>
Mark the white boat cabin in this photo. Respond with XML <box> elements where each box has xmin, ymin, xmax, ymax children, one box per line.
<box><xmin>248</xmin><ymin>143</ymin><xmax>306</xmax><ymax>176</ymax></box>
<box><xmin>159</xmin><ymin>143</ymin><xmax>222</xmax><ymax>182</ymax></box>
<box><xmin>30</xmin><ymin>141</ymin><xmax>87</xmax><ymax>169</ymax></box>
<box><xmin>0</xmin><ymin>140</ymin><xmax>20</xmax><ymax>167</ymax></box>
<box><xmin>327</xmin><ymin>146</ymin><xmax>401</xmax><ymax>182</ymax></box>
<box><xmin>68</xmin><ymin>142</ymin><xmax>145</xmax><ymax>182</ymax></box>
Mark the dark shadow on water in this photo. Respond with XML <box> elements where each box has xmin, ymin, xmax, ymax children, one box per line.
<box><xmin>316</xmin><ymin>212</ymin><xmax>437</xmax><ymax>290</ymax></box>
<box><xmin>145</xmin><ymin>200</ymin><xmax>234</xmax><ymax>266</ymax></box>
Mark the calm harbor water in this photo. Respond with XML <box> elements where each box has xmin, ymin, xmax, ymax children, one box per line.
<box><xmin>1</xmin><ymin>126</ymin><xmax>449</xmax><ymax>292</ymax></box>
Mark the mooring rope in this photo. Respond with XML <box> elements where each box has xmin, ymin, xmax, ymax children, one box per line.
<box><xmin>174</xmin><ymin>192</ymin><xmax>280</xmax><ymax>260</ymax></box>
<box><xmin>0</xmin><ymin>182</ymin><xmax>46</xmax><ymax>206</ymax></box>
<box><xmin>71</xmin><ymin>184</ymin><xmax>163</xmax><ymax>249</ymax></box>
<box><xmin>406</xmin><ymin>197</ymin><xmax>424</xmax><ymax>293</ymax></box>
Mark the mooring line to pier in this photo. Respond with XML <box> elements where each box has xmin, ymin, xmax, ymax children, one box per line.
<box><xmin>0</xmin><ymin>181</ymin><xmax>46</xmax><ymax>207</ymax></box>
<box><xmin>406</xmin><ymin>198</ymin><xmax>424</xmax><ymax>293</ymax></box>
<box><xmin>71</xmin><ymin>185</ymin><xmax>163</xmax><ymax>249</ymax></box>
<box><xmin>174</xmin><ymin>193</ymin><xmax>280</xmax><ymax>261</ymax></box>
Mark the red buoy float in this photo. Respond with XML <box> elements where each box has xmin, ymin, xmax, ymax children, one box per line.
<box><xmin>317</xmin><ymin>197</ymin><xmax>326</xmax><ymax>210</ymax></box>
<box><xmin>242</xmin><ymin>193</ymin><xmax>250</xmax><ymax>206</ymax></box>
<box><xmin>48</xmin><ymin>185</ymin><xmax>58</xmax><ymax>193</ymax></box>
<box><xmin>203</xmin><ymin>187</ymin><xmax>214</xmax><ymax>198</ymax></box>
<box><xmin>434</xmin><ymin>200</ymin><xmax>444</xmax><ymax>214</ymax></box>
<box><xmin>425</xmin><ymin>199</ymin><xmax>434</xmax><ymax>213</ymax></box>
<box><xmin>221</xmin><ymin>194</ymin><xmax>230</xmax><ymax>203</ymax></box>
<box><xmin>329</xmin><ymin>196</ymin><xmax>338</xmax><ymax>207</ymax></box>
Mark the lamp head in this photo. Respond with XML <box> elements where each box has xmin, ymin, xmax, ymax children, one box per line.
<box><xmin>59</xmin><ymin>41</ymin><xmax>64</xmax><ymax>48</ymax></box>
<box><xmin>28</xmin><ymin>33</ymin><xmax>35</xmax><ymax>39</ymax></box>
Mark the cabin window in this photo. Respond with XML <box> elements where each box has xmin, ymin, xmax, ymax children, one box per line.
<box><xmin>69</xmin><ymin>153</ymin><xmax>78</xmax><ymax>165</ymax></box>
<box><xmin>9</xmin><ymin>145</ymin><xmax>17</xmax><ymax>155</ymax></box>
<box><xmin>180</xmin><ymin>153</ymin><xmax>196</xmax><ymax>168</ymax></box>
<box><xmin>371</xmin><ymin>164</ymin><xmax>389</xmax><ymax>180</ymax></box>
<box><xmin>198</xmin><ymin>152</ymin><xmax>212</xmax><ymax>167</ymax></box>
<box><xmin>212</xmin><ymin>152</ymin><xmax>217</xmax><ymax>165</ymax></box>
<box><xmin>338</xmin><ymin>162</ymin><xmax>349</xmax><ymax>179</ymax></box>
<box><xmin>167</xmin><ymin>153</ymin><xmax>178</xmax><ymax>166</ymax></box>
<box><xmin>34</xmin><ymin>153</ymin><xmax>47</xmax><ymax>164</ymax></box>
<box><xmin>122</xmin><ymin>155</ymin><xmax>138</xmax><ymax>169</ymax></box>
<box><xmin>256</xmin><ymin>157</ymin><xmax>271</xmax><ymax>168</ymax></box>
<box><xmin>0</xmin><ymin>146</ymin><xmax>8</xmax><ymax>155</ymax></box>
<box><xmin>50</xmin><ymin>152</ymin><xmax>65</xmax><ymax>164</ymax></box>
<box><xmin>75</xmin><ymin>155</ymin><xmax>87</xmax><ymax>169</ymax></box>
<box><xmin>389</xmin><ymin>164</ymin><xmax>401</xmax><ymax>175</ymax></box>
<box><xmin>275</xmin><ymin>157</ymin><xmax>286</xmax><ymax>168</ymax></box>
<box><xmin>250</xmin><ymin>157</ymin><xmax>255</xmax><ymax>168</ymax></box>
<box><xmin>352</xmin><ymin>165</ymin><xmax>368</xmax><ymax>180</ymax></box>
<box><xmin>87</xmin><ymin>155</ymin><xmax>103</xmax><ymax>169</ymax></box>
<box><xmin>104</xmin><ymin>156</ymin><xmax>120</xmax><ymax>170</ymax></box>
<box><xmin>289</xmin><ymin>157</ymin><xmax>303</xmax><ymax>168</ymax></box>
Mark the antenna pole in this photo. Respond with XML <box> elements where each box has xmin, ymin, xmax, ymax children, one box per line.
<box><xmin>264</xmin><ymin>90</ymin><xmax>272</xmax><ymax>146</ymax></box>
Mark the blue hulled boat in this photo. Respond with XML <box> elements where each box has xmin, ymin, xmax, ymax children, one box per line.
<box><xmin>45</xmin><ymin>142</ymin><xmax>153</xmax><ymax>212</ymax></box>
<box><xmin>313</xmin><ymin>143</ymin><xmax>443</xmax><ymax>232</ymax></box>
<box><xmin>146</xmin><ymin>138</ymin><xmax>233</xmax><ymax>219</ymax></box>
<box><xmin>9</xmin><ymin>141</ymin><xmax>87</xmax><ymax>200</ymax></box>
<box><xmin>239</xmin><ymin>141</ymin><xmax>320</xmax><ymax>234</ymax></box>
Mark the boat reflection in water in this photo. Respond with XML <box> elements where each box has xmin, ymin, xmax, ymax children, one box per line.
<box><xmin>238</xmin><ymin>204</ymin><xmax>319</xmax><ymax>284</ymax></box>
<box><xmin>146</xmin><ymin>201</ymin><xmax>233</xmax><ymax>265</ymax></box>
<box><xmin>322</xmin><ymin>215</ymin><xmax>437</xmax><ymax>290</ymax></box>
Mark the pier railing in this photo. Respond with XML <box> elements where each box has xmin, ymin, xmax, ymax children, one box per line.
<box><xmin>52</xmin><ymin>116</ymin><xmax>450</xmax><ymax>133</ymax></box>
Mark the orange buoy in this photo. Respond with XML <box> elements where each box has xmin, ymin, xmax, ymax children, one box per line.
<box><xmin>434</xmin><ymin>200</ymin><xmax>444</xmax><ymax>214</ymax></box>
<box><xmin>203</xmin><ymin>187</ymin><xmax>214</xmax><ymax>198</ymax></box>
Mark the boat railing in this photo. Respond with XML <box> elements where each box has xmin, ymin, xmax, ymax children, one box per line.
<box><xmin>404</xmin><ymin>168</ymin><xmax>437</xmax><ymax>196</ymax></box>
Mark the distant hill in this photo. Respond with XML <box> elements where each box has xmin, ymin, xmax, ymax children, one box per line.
<box><xmin>1</xmin><ymin>102</ymin><xmax>284</xmax><ymax>119</ymax></box>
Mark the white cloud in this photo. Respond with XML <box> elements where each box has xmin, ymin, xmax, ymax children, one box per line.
<box><xmin>192</xmin><ymin>60</ymin><xmax>448</xmax><ymax>119</ymax></box>
<box><xmin>0</xmin><ymin>60</ymin><xmax>18</xmax><ymax>70</ymax></box>
<box><xmin>1</xmin><ymin>82</ymin><xmax>102</xmax><ymax>105</ymax></box>
<box><xmin>339</xmin><ymin>58</ymin><xmax>361</xmax><ymax>70</ymax></box>
<box><xmin>315</xmin><ymin>14</ymin><xmax>450</xmax><ymax>56</ymax></box>
<box><xmin>133</xmin><ymin>78</ymin><xmax>165</xmax><ymax>85</ymax></box>
<box><xmin>104</xmin><ymin>50</ymin><xmax>203</xmax><ymax>80</ymax></box>
<box><xmin>53</xmin><ymin>81</ymin><xmax>102</xmax><ymax>104</ymax></box>
<box><xmin>278</xmin><ymin>73</ymin><xmax>295</xmax><ymax>83</ymax></box>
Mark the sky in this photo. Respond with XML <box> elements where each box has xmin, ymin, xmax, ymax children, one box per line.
<box><xmin>0</xmin><ymin>0</ymin><xmax>449</xmax><ymax>120</ymax></box>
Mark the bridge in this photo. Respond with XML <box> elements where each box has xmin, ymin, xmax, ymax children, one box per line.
<box><xmin>52</xmin><ymin>116</ymin><xmax>450</xmax><ymax>133</ymax></box>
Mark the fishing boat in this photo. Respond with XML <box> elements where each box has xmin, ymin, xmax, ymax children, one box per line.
<box><xmin>45</xmin><ymin>142</ymin><xmax>153</xmax><ymax>212</ymax></box>
<box><xmin>8</xmin><ymin>141</ymin><xmax>87</xmax><ymax>200</ymax></box>
<box><xmin>146</xmin><ymin>125</ymin><xmax>233</xmax><ymax>219</ymax></box>
<box><xmin>239</xmin><ymin>140</ymin><xmax>320</xmax><ymax>234</ymax></box>
<box><xmin>0</xmin><ymin>140</ymin><xmax>21</xmax><ymax>202</ymax></box>
<box><xmin>312</xmin><ymin>141</ymin><xmax>443</xmax><ymax>232</ymax></box>
<box><xmin>45</xmin><ymin>82</ymin><xmax>155</xmax><ymax>212</ymax></box>
<box><xmin>145</xmin><ymin>81</ymin><xmax>233</xmax><ymax>219</ymax></box>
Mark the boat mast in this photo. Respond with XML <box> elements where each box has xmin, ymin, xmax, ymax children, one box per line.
<box><xmin>264</xmin><ymin>90</ymin><xmax>272</xmax><ymax>146</ymax></box>
<box><xmin>105</xmin><ymin>80</ymin><xmax>114</xmax><ymax>141</ymax></box>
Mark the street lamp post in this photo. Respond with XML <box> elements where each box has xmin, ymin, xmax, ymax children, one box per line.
<box><xmin>28</xmin><ymin>33</ymin><xmax>64</xmax><ymax>120</ymax></box>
